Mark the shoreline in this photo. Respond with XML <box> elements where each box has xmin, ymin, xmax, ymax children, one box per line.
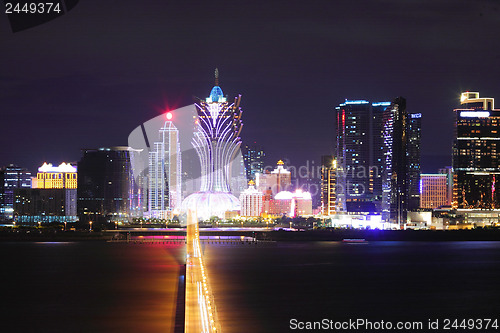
<box><xmin>262</xmin><ymin>228</ymin><xmax>500</xmax><ymax>241</ymax></box>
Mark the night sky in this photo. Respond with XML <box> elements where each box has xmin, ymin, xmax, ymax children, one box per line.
<box><xmin>1</xmin><ymin>0</ymin><xmax>500</xmax><ymax>174</ymax></box>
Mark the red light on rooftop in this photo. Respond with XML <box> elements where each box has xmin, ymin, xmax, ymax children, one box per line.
<box><xmin>166</xmin><ymin>112</ymin><xmax>173</xmax><ymax>120</ymax></box>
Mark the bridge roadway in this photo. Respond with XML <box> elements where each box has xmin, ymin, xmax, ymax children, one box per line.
<box><xmin>105</xmin><ymin>227</ymin><xmax>270</xmax><ymax>236</ymax></box>
<box><xmin>185</xmin><ymin>211</ymin><xmax>221</xmax><ymax>333</ymax></box>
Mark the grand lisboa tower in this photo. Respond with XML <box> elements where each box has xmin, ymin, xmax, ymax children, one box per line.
<box><xmin>181</xmin><ymin>69</ymin><xmax>243</xmax><ymax>220</ymax></box>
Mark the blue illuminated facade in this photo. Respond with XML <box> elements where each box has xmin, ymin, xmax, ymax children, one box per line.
<box><xmin>243</xmin><ymin>144</ymin><xmax>265</xmax><ymax>181</ymax></box>
<box><xmin>0</xmin><ymin>165</ymin><xmax>32</xmax><ymax>221</ymax></box>
<box><xmin>381</xmin><ymin>97</ymin><xmax>421</xmax><ymax>224</ymax></box>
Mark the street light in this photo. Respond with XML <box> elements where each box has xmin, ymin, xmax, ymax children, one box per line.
<box><xmin>115</xmin><ymin>221</ymin><xmax>118</xmax><ymax>230</ymax></box>
<box><xmin>89</xmin><ymin>221</ymin><xmax>93</xmax><ymax>231</ymax></box>
<box><xmin>64</xmin><ymin>222</ymin><xmax>67</xmax><ymax>231</ymax></box>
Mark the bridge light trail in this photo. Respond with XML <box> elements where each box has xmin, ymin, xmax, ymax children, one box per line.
<box><xmin>185</xmin><ymin>210</ymin><xmax>220</xmax><ymax>333</ymax></box>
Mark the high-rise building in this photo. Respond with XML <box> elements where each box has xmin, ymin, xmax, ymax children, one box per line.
<box><xmin>0</xmin><ymin>165</ymin><xmax>31</xmax><ymax>221</ymax></box>
<box><xmin>438</xmin><ymin>166</ymin><xmax>453</xmax><ymax>206</ymax></box>
<box><xmin>381</xmin><ymin>97</ymin><xmax>422</xmax><ymax>224</ymax></box>
<box><xmin>320</xmin><ymin>155</ymin><xmax>337</xmax><ymax>215</ymax></box>
<box><xmin>453</xmin><ymin>92</ymin><xmax>500</xmax><ymax>209</ymax></box>
<box><xmin>335</xmin><ymin>100</ymin><xmax>391</xmax><ymax>213</ymax></box>
<box><xmin>31</xmin><ymin>162</ymin><xmax>77</xmax><ymax>189</ymax></box>
<box><xmin>420</xmin><ymin>174</ymin><xmax>448</xmax><ymax>209</ymax></box>
<box><xmin>148</xmin><ymin>113</ymin><xmax>181</xmax><ymax>219</ymax></box>
<box><xmin>181</xmin><ymin>69</ymin><xmax>243</xmax><ymax>220</ymax></box>
<box><xmin>255</xmin><ymin>160</ymin><xmax>292</xmax><ymax>195</ymax></box>
<box><xmin>371</xmin><ymin>102</ymin><xmax>392</xmax><ymax>203</ymax></box>
<box><xmin>77</xmin><ymin>147</ymin><xmax>142</xmax><ymax>224</ymax></box>
<box><xmin>15</xmin><ymin>162</ymin><xmax>78</xmax><ymax>224</ymax></box>
<box><xmin>407</xmin><ymin>113</ymin><xmax>422</xmax><ymax>210</ymax></box>
<box><xmin>242</xmin><ymin>144</ymin><xmax>265</xmax><ymax>181</ymax></box>
<box><xmin>239</xmin><ymin>180</ymin><xmax>263</xmax><ymax>217</ymax></box>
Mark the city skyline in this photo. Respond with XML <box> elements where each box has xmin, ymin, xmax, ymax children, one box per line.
<box><xmin>2</xmin><ymin>3</ymin><xmax>500</xmax><ymax>332</ymax></box>
<box><xmin>2</xmin><ymin>1</ymin><xmax>500</xmax><ymax>174</ymax></box>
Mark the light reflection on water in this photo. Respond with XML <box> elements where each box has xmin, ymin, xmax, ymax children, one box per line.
<box><xmin>2</xmin><ymin>241</ymin><xmax>500</xmax><ymax>333</ymax></box>
<box><xmin>204</xmin><ymin>241</ymin><xmax>500</xmax><ymax>333</ymax></box>
<box><xmin>2</xmin><ymin>242</ymin><xmax>185</xmax><ymax>333</ymax></box>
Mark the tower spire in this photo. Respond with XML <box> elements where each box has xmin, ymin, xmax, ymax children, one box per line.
<box><xmin>214</xmin><ymin>68</ymin><xmax>219</xmax><ymax>86</ymax></box>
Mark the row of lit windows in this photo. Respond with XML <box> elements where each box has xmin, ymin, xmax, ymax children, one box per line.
<box><xmin>37</xmin><ymin>173</ymin><xmax>77</xmax><ymax>180</ymax></box>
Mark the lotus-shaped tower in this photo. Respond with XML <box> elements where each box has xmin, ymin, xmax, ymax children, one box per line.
<box><xmin>181</xmin><ymin>69</ymin><xmax>243</xmax><ymax>220</ymax></box>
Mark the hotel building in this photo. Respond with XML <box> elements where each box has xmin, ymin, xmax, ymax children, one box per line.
<box><xmin>181</xmin><ymin>70</ymin><xmax>243</xmax><ymax>220</ymax></box>
<box><xmin>420</xmin><ymin>174</ymin><xmax>448</xmax><ymax>209</ymax></box>
<box><xmin>255</xmin><ymin>160</ymin><xmax>292</xmax><ymax>195</ymax></box>
<box><xmin>239</xmin><ymin>180</ymin><xmax>263</xmax><ymax>217</ymax></box>
<box><xmin>148</xmin><ymin>113</ymin><xmax>181</xmax><ymax>219</ymax></box>
<box><xmin>335</xmin><ymin>100</ymin><xmax>392</xmax><ymax>213</ymax></box>
<box><xmin>13</xmin><ymin>162</ymin><xmax>78</xmax><ymax>224</ymax></box>
<box><xmin>453</xmin><ymin>92</ymin><xmax>500</xmax><ymax>209</ymax></box>
<box><xmin>381</xmin><ymin>97</ymin><xmax>421</xmax><ymax>224</ymax></box>
<box><xmin>32</xmin><ymin>162</ymin><xmax>77</xmax><ymax>189</ymax></box>
<box><xmin>0</xmin><ymin>165</ymin><xmax>31</xmax><ymax>221</ymax></box>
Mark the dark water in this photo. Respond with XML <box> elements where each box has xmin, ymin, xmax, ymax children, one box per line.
<box><xmin>204</xmin><ymin>241</ymin><xmax>500</xmax><ymax>333</ymax></box>
<box><xmin>1</xmin><ymin>241</ymin><xmax>500</xmax><ymax>333</ymax></box>
<box><xmin>0</xmin><ymin>242</ymin><xmax>186</xmax><ymax>333</ymax></box>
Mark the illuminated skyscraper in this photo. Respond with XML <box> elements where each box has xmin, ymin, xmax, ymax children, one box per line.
<box><xmin>335</xmin><ymin>100</ymin><xmax>391</xmax><ymax>213</ymax></box>
<box><xmin>407</xmin><ymin>113</ymin><xmax>422</xmax><ymax>210</ymax></box>
<box><xmin>148</xmin><ymin>113</ymin><xmax>181</xmax><ymax>218</ymax></box>
<box><xmin>243</xmin><ymin>144</ymin><xmax>265</xmax><ymax>181</ymax></box>
<box><xmin>0</xmin><ymin>165</ymin><xmax>31</xmax><ymax>221</ymax></box>
<box><xmin>320</xmin><ymin>155</ymin><xmax>337</xmax><ymax>215</ymax></box>
<box><xmin>453</xmin><ymin>92</ymin><xmax>500</xmax><ymax>209</ymax></box>
<box><xmin>381</xmin><ymin>97</ymin><xmax>422</xmax><ymax>224</ymax></box>
<box><xmin>181</xmin><ymin>70</ymin><xmax>243</xmax><ymax>220</ymax></box>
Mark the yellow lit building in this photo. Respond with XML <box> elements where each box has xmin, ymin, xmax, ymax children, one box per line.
<box><xmin>420</xmin><ymin>174</ymin><xmax>448</xmax><ymax>209</ymax></box>
<box><xmin>321</xmin><ymin>155</ymin><xmax>337</xmax><ymax>215</ymax></box>
<box><xmin>32</xmin><ymin>162</ymin><xmax>77</xmax><ymax>189</ymax></box>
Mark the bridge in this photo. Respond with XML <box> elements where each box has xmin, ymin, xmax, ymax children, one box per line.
<box><xmin>105</xmin><ymin>223</ymin><xmax>275</xmax><ymax>331</ymax></box>
<box><xmin>185</xmin><ymin>210</ymin><xmax>221</xmax><ymax>332</ymax></box>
